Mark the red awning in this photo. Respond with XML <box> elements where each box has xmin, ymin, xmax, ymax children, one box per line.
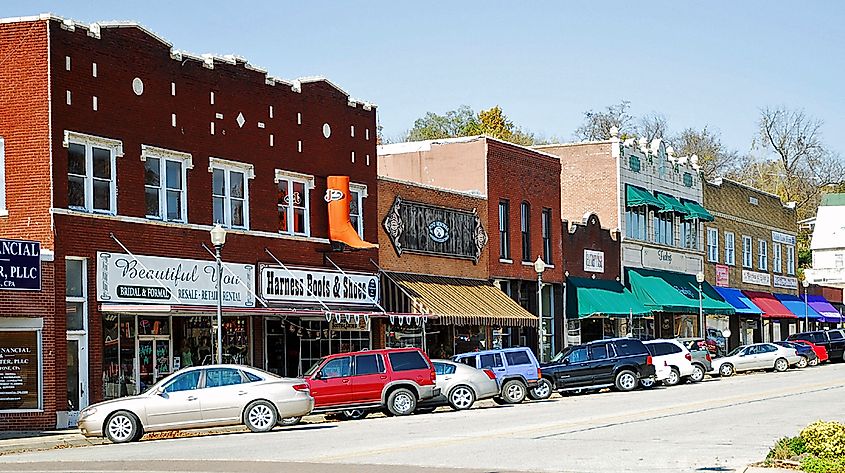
<box><xmin>742</xmin><ymin>291</ymin><xmax>798</xmax><ymax>319</ymax></box>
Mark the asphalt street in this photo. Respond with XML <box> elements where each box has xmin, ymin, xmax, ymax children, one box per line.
<box><xmin>2</xmin><ymin>363</ymin><xmax>844</xmax><ymax>473</ymax></box>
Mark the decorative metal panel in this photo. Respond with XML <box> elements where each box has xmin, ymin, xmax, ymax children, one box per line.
<box><xmin>382</xmin><ymin>196</ymin><xmax>487</xmax><ymax>264</ymax></box>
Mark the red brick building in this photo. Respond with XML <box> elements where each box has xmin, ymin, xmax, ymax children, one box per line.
<box><xmin>0</xmin><ymin>14</ymin><xmax>379</xmax><ymax>429</ymax></box>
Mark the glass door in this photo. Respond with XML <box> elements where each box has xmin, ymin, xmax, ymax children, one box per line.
<box><xmin>137</xmin><ymin>337</ymin><xmax>171</xmax><ymax>392</ymax></box>
<box><xmin>66</xmin><ymin>334</ymin><xmax>88</xmax><ymax>426</ymax></box>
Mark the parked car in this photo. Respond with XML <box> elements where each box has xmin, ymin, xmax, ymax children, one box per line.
<box><xmin>706</xmin><ymin>328</ymin><xmax>728</xmax><ymax>357</ymax></box>
<box><xmin>676</xmin><ymin>338</ymin><xmax>714</xmax><ymax>382</ymax></box>
<box><xmin>542</xmin><ymin>338</ymin><xmax>656</xmax><ymax>393</ymax></box>
<box><xmin>78</xmin><ymin>364</ymin><xmax>314</xmax><ymax>443</ymax></box>
<box><xmin>792</xmin><ymin>339</ymin><xmax>829</xmax><ymax>365</ymax></box>
<box><xmin>774</xmin><ymin>341</ymin><xmax>818</xmax><ymax>368</ymax></box>
<box><xmin>787</xmin><ymin>330</ymin><xmax>845</xmax><ymax>362</ymax></box>
<box><xmin>304</xmin><ymin>348</ymin><xmax>438</xmax><ymax>420</ymax></box>
<box><xmin>416</xmin><ymin>360</ymin><xmax>500</xmax><ymax>412</ymax></box>
<box><xmin>453</xmin><ymin>347</ymin><xmax>546</xmax><ymax>404</ymax></box>
<box><xmin>641</xmin><ymin>339</ymin><xmax>697</xmax><ymax>387</ymax></box>
<box><xmin>710</xmin><ymin>343</ymin><xmax>802</xmax><ymax>377</ymax></box>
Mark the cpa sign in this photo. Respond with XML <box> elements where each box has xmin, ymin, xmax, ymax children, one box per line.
<box><xmin>0</xmin><ymin>239</ymin><xmax>41</xmax><ymax>291</ymax></box>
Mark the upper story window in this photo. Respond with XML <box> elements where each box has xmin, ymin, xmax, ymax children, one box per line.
<box><xmin>65</xmin><ymin>257</ymin><xmax>87</xmax><ymax>332</ymax></box>
<box><xmin>209</xmin><ymin>157</ymin><xmax>254</xmax><ymax>230</ymax></box>
<box><xmin>64</xmin><ymin>131</ymin><xmax>123</xmax><ymax>214</ymax></box>
<box><xmin>742</xmin><ymin>235</ymin><xmax>753</xmax><ymax>268</ymax></box>
<box><xmin>652</xmin><ymin>212</ymin><xmax>674</xmax><ymax>246</ymax></box>
<box><xmin>141</xmin><ymin>145</ymin><xmax>192</xmax><ymax>223</ymax></box>
<box><xmin>683</xmin><ymin>172</ymin><xmax>693</xmax><ymax>187</ymax></box>
<box><xmin>758</xmin><ymin>239</ymin><xmax>768</xmax><ymax>271</ymax></box>
<box><xmin>773</xmin><ymin>242</ymin><xmax>782</xmax><ymax>273</ymax></box>
<box><xmin>499</xmin><ymin>200</ymin><xmax>510</xmax><ymax>260</ymax></box>
<box><xmin>786</xmin><ymin>245</ymin><xmax>795</xmax><ymax>275</ymax></box>
<box><xmin>625</xmin><ymin>206</ymin><xmax>647</xmax><ymax>241</ymax></box>
<box><xmin>275</xmin><ymin>169</ymin><xmax>314</xmax><ymax>237</ymax></box>
<box><xmin>707</xmin><ymin>227</ymin><xmax>719</xmax><ymax>262</ymax></box>
<box><xmin>681</xmin><ymin>220</ymin><xmax>698</xmax><ymax>250</ymax></box>
<box><xmin>520</xmin><ymin>201</ymin><xmax>531</xmax><ymax>262</ymax></box>
<box><xmin>542</xmin><ymin>208</ymin><xmax>553</xmax><ymax>264</ymax></box>
<box><xmin>725</xmin><ymin>232</ymin><xmax>736</xmax><ymax>266</ymax></box>
<box><xmin>629</xmin><ymin>156</ymin><xmax>641</xmax><ymax>172</ymax></box>
<box><xmin>349</xmin><ymin>183</ymin><xmax>367</xmax><ymax>238</ymax></box>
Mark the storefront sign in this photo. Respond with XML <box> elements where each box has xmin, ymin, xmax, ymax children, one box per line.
<box><xmin>584</xmin><ymin>250</ymin><xmax>605</xmax><ymax>273</ymax></box>
<box><xmin>773</xmin><ymin>275</ymin><xmax>798</xmax><ymax>290</ymax></box>
<box><xmin>715</xmin><ymin>264</ymin><xmax>729</xmax><ymax>287</ymax></box>
<box><xmin>96</xmin><ymin>252</ymin><xmax>255</xmax><ymax>308</ymax></box>
<box><xmin>742</xmin><ymin>269</ymin><xmax>771</xmax><ymax>287</ymax></box>
<box><xmin>330</xmin><ymin>318</ymin><xmax>370</xmax><ymax>332</ymax></box>
<box><xmin>261</xmin><ymin>266</ymin><xmax>379</xmax><ymax>307</ymax></box>
<box><xmin>0</xmin><ymin>331</ymin><xmax>40</xmax><ymax>410</ymax></box>
<box><xmin>0</xmin><ymin>239</ymin><xmax>41</xmax><ymax>291</ymax></box>
<box><xmin>640</xmin><ymin>246</ymin><xmax>703</xmax><ymax>274</ymax></box>
<box><xmin>771</xmin><ymin>231</ymin><xmax>796</xmax><ymax>246</ymax></box>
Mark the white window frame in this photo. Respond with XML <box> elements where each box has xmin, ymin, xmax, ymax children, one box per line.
<box><xmin>758</xmin><ymin>239</ymin><xmax>768</xmax><ymax>271</ymax></box>
<box><xmin>209</xmin><ymin>157</ymin><xmax>254</xmax><ymax>230</ymax></box>
<box><xmin>786</xmin><ymin>245</ymin><xmax>795</xmax><ymax>275</ymax></box>
<box><xmin>725</xmin><ymin>232</ymin><xmax>735</xmax><ymax>266</ymax></box>
<box><xmin>274</xmin><ymin>169</ymin><xmax>314</xmax><ymax>237</ymax></box>
<box><xmin>0</xmin><ymin>137</ymin><xmax>6</xmax><ymax>216</ymax></box>
<box><xmin>707</xmin><ymin>227</ymin><xmax>719</xmax><ymax>262</ymax></box>
<box><xmin>65</xmin><ymin>257</ymin><xmax>88</xmax><ymax>335</ymax></box>
<box><xmin>349</xmin><ymin>183</ymin><xmax>367</xmax><ymax>238</ymax></box>
<box><xmin>742</xmin><ymin>235</ymin><xmax>753</xmax><ymax>269</ymax></box>
<box><xmin>141</xmin><ymin>145</ymin><xmax>192</xmax><ymax>223</ymax></box>
<box><xmin>63</xmin><ymin>131</ymin><xmax>123</xmax><ymax>214</ymax></box>
<box><xmin>773</xmin><ymin>242</ymin><xmax>782</xmax><ymax>274</ymax></box>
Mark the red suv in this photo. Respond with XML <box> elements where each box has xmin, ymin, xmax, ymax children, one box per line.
<box><xmin>303</xmin><ymin>348</ymin><xmax>439</xmax><ymax>419</ymax></box>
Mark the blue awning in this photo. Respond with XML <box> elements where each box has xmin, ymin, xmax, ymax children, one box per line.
<box><xmin>807</xmin><ymin>295</ymin><xmax>843</xmax><ymax>324</ymax></box>
<box><xmin>714</xmin><ymin>287</ymin><xmax>763</xmax><ymax>315</ymax></box>
<box><xmin>774</xmin><ymin>293</ymin><xmax>822</xmax><ymax>320</ymax></box>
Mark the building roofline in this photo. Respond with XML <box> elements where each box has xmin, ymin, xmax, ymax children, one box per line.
<box><xmin>532</xmin><ymin>140</ymin><xmax>614</xmax><ymax>149</ymax></box>
<box><xmin>378</xmin><ymin>135</ymin><xmax>561</xmax><ymax>161</ymax></box>
<box><xmin>707</xmin><ymin>177</ymin><xmax>795</xmax><ymax>209</ymax></box>
<box><xmin>377</xmin><ymin>176</ymin><xmax>487</xmax><ymax>199</ymax></box>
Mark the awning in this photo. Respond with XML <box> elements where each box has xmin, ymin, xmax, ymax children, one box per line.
<box><xmin>625</xmin><ymin>268</ymin><xmax>735</xmax><ymax>315</ymax></box>
<box><xmin>384</xmin><ymin>272</ymin><xmax>538</xmax><ymax>327</ymax></box>
<box><xmin>681</xmin><ymin>200</ymin><xmax>715</xmax><ymax>222</ymax></box>
<box><xmin>566</xmin><ymin>277</ymin><xmax>650</xmax><ymax>319</ymax></box>
<box><xmin>742</xmin><ymin>291</ymin><xmax>798</xmax><ymax>319</ymax></box>
<box><xmin>714</xmin><ymin>287</ymin><xmax>763</xmax><ymax>315</ymax></box>
<box><xmin>625</xmin><ymin>185</ymin><xmax>660</xmax><ymax>208</ymax></box>
<box><xmin>808</xmin><ymin>295</ymin><xmax>843</xmax><ymax>323</ymax></box>
<box><xmin>775</xmin><ymin>293</ymin><xmax>822</xmax><ymax>320</ymax></box>
<box><xmin>655</xmin><ymin>192</ymin><xmax>689</xmax><ymax>215</ymax></box>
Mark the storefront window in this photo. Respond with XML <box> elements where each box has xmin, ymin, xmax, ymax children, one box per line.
<box><xmin>385</xmin><ymin>322</ymin><xmax>423</xmax><ymax>349</ymax></box>
<box><xmin>455</xmin><ymin>325</ymin><xmax>487</xmax><ymax>354</ymax></box>
<box><xmin>426</xmin><ymin>324</ymin><xmax>454</xmax><ymax>359</ymax></box>
<box><xmin>674</xmin><ymin>315</ymin><xmax>699</xmax><ymax>338</ymax></box>
<box><xmin>172</xmin><ymin>316</ymin><xmax>250</xmax><ymax>367</ymax></box>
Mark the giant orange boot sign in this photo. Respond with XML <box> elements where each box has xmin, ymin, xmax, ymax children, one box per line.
<box><xmin>325</xmin><ymin>176</ymin><xmax>377</xmax><ymax>250</ymax></box>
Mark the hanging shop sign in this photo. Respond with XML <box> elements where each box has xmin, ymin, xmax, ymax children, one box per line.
<box><xmin>771</xmin><ymin>231</ymin><xmax>796</xmax><ymax>247</ymax></box>
<box><xmin>0</xmin><ymin>330</ymin><xmax>40</xmax><ymax>411</ymax></box>
<box><xmin>383</xmin><ymin>196</ymin><xmax>487</xmax><ymax>263</ymax></box>
<box><xmin>773</xmin><ymin>275</ymin><xmax>798</xmax><ymax>290</ymax></box>
<box><xmin>0</xmin><ymin>239</ymin><xmax>41</xmax><ymax>291</ymax></box>
<box><xmin>715</xmin><ymin>264</ymin><xmax>730</xmax><ymax>287</ymax></box>
<box><xmin>742</xmin><ymin>269</ymin><xmax>771</xmax><ymax>287</ymax></box>
<box><xmin>96</xmin><ymin>252</ymin><xmax>255</xmax><ymax>308</ymax></box>
<box><xmin>261</xmin><ymin>265</ymin><xmax>379</xmax><ymax>307</ymax></box>
<box><xmin>584</xmin><ymin>250</ymin><xmax>605</xmax><ymax>273</ymax></box>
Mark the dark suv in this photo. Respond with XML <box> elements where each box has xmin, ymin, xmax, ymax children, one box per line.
<box><xmin>541</xmin><ymin>338</ymin><xmax>655</xmax><ymax>393</ymax></box>
<box><xmin>787</xmin><ymin>331</ymin><xmax>845</xmax><ymax>362</ymax></box>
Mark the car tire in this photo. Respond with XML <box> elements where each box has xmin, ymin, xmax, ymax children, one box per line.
<box><xmin>689</xmin><ymin>364</ymin><xmax>706</xmax><ymax>383</ymax></box>
<box><xmin>501</xmin><ymin>380</ymin><xmax>527</xmax><ymax>404</ymax></box>
<box><xmin>387</xmin><ymin>388</ymin><xmax>417</xmax><ymax>416</ymax></box>
<box><xmin>448</xmin><ymin>385</ymin><xmax>476</xmax><ymax>410</ymax></box>
<box><xmin>492</xmin><ymin>397</ymin><xmax>509</xmax><ymax>405</ymax></box>
<box><xmin>663</xmin><ymin>368</ymin><xmax>681</xmax><ymax>387</ymax></box>
<box><xmin>796</xmin><ymin>356</ymin><xmax>808</xmax><ymax>369</ymax></box>
<box><xmin>528</xmin><ymin>378</ymin><xmax>553</xmax><ymax>400</ymax></box>
<box><xmin>339</xmin><ymin>409</ymin><xmax>369</xmax><ymax>421</ymax></box>
<box><xmin>105</xmin><ymin>410</ymin><xmax>141</xmax><ymax>444</ymax></box>
<box><xmin>719</xmin><ymin>363</ymin><xmax>735</xmax><ymax>377</ymax></box>
<box><xmin>244</xmin><ymin>400</ymin><xmax>278</xmax><ymax>433</ymax></box>
<box><xmin>774</xmin><ymin>357</ymin><xmax>789</xmax><ymax>372</ymax></box>
<box><xmin>614</xmin><ymin>370</ymin><xmax>638</xmax><ymax>392</ymax></box>
<box><xmin>809</xmin><ymin>357</ymin><xmax>820</xmax><ymax>367</ymax></box>
<box><xmin>279</xmin><ymin>416</ymin><xmax>302</xmax><ymax>426</ymax></box>
<box><xmin>639</xmin><ymin>377</ymin><xmax>656</xmax><ymax>389</ymax></box>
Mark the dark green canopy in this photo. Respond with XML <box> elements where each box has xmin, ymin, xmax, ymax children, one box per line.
<box><xmin>625</xmin><ymin>185</ymin><xmax>660</xmax><ymax>208</ymax></box>
<box><xmin>655</xmin><ymin>192</ymin><xmax>689</xmax><ymax>215</ymax></box>
<box><xmin>681</xmin><ymin>200</ymin><xmax>715</xmax><ymax>222</ymax></box>
<box><xmin>567</xmin><ymin>277</ymin><xmax>651</xmax><ymax>319</ymax></box>
<box><xmin>625</xmin><ymin>268</ymin><xmax>735</xmax><ymax>315</ymax></box>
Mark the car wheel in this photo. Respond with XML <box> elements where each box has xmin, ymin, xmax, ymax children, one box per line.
<box><xmin>639</xmin><ymin>377</ymin><xmax>656</xmax><ymax>389</ymax></box>
<box><xmin>279</xmin><ymin>416</ymin><xmax>302</xmax><ymax>426</ymax></box>
<box><xmin>719</xmin><ymin>363</ymin><xmax>734</xmax><ymax>377</ymax></box>
<box><xmin>244</xmin><ymin>400</ymin><xmax>278</xmax><ymax>433</ymax></box>
<box><xmin>689</xmin><ymin>364</ymin><xmax>706</xmax><ymax>383</ymax></box>
<box><xmin>663</xmin><ymin>368</ymin><xmax>681</xmax><ymax>387</ymax></box>
<box><xmin>105</xmin><ymin>411</ymin><xmax>141</xmax><ymax>444</ymax></box>
<box><xmin>528</xmin><ymin>378</ymin><xmax>553</xmax><ymax>400</ymax></box>
<box><xmin>339</xmin><ymin>409</ymin><xmax>369</xmax><ymax>421</ymax></box>
<box><xmin>448</xmin><ymin>385</ymin><xmax>476</xmax><ymax>410</ymax></box>
<box><xmin>774</xmin><ymin>357</ymin><xmax>789</xmax><ymax>372</ymax></box>
<box><xmin>387</xmin><ymin>388</ymin><xmax>417</xmax><ymax>416</ymax></box>
<box><xmin>501</xmin><ymin>380</ymin><xmax>527</xmax><ymax>403</ymax></box>
<box><xmin>614</xmin><ymin>370</ymin><xmax>637</xmax><ymax>392</ymax></box>
<box><xmin>796</xmin><ymin>356</ymin><xmax>808</xmax><ymax>369</ymax></box>
<box><xmin>809</xmin><ymin>357</ymin><xmax>820</xmax><ymax>367</ymax></box>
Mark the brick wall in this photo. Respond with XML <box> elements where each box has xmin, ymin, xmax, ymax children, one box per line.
<box><xmin>561</xmin><ymin>214</ymin><xmax>621</xmax><ymax>280</ymax></box>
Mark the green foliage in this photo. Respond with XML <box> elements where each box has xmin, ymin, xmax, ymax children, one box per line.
<box><xmin>405</xmin><ymin>105</ymin><xmax>536</xmax><ymax>146</ymax></box>
<box><xmin>767</xmin><ymin>436</ymin><xmax>807</xmax><ymax>460</ymax></box>
<box><xmin>800</xmin><ymin>455</ymin><xmax>845</xmax><ymax>473</ymax></box>
<box><xmin>800</xmin><ymin>421</ymin><xmax>845</xmax><ymax>459</ymax></box>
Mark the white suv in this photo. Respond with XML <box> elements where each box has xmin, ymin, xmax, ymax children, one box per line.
<box><xmin>641</xmin><ymin>339</ymin><xmax>697</xmax><ymax>387</ymax></box>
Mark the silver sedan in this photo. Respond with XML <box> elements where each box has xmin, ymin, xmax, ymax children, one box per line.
<box><xmin>710</xmin><ymin>343</ymin><xmax>803</xmax><ymax>377</ymax></box>
<box><xmin>78</xmin><ymin>364</ymin><xmax>314</xmax><ymax>443</ymax></box>
<box><xmin>417</xmin><ymin>360</ymin><xmax>500</xmax><ymax>412</ymax></box>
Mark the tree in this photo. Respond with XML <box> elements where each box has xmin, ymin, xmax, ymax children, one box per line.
<box><xmin>472</xmin><ymin>106</ymin><xmax>536</xmax><ymax>146</ymax></box>
<box><xmin>672</xmin><ymin>127</ymin><xmax>742</xmax><ymax>180</ymax></box>
<box><xmin>573</xmin><ymin>100</ymin><xmax>633</xmax><ymax>141</ymax></box>
<box><xmin>405</xmin><ymin>105</ymin><xmax>478</xmax><ymax>141</ymax></box>
<box><xmin>635</xmin><ymin>112</ymin><xmax>669</xmax><ymax>144</ymax></box>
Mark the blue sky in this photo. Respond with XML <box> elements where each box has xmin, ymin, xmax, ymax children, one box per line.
<box><xmin>4</xmin><ymin>1</ymin><xmax>843</xmax><ymax>155</ymax></box>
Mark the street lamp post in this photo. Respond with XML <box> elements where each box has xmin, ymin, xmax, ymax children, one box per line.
<box><xmin>210</xmin><ymin>224</ymin><xmax>227</xmax><ymax>365</ymax></box>
<box><xmin>534</xmin><ymin>256</ymin><xmax>547</xmax><ymax>362</ymax></box>
<box><xmin>696</xmin><ymin>272</ymin><xmax>705</xmax><ymax>340</ymax></box>
<box><xmin>802</xmin><ymin>279</ymin><xmax>810</xmax><ymax>332</ymax></box>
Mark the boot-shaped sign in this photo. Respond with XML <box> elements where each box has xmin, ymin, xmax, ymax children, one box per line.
<box><xmin>325</xmin><ymin>176</ymin><xmax>377</xmax><ymax>249</ymax></box>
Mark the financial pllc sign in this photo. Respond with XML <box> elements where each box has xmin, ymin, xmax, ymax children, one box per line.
<box><xmin>0</xmin><ymin>239</ymin><xmax>41</xmax><ymax>291</ymax></box>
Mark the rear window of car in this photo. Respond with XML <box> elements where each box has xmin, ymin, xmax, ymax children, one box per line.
<box><xmin>355</xmin><ymin>354</ymin><xmax>385</xmax><ymax>375</ymax></box>
<box><xmin>614</xmin><ymin>339</ymin><xmax>648</xmax><ymax>356</ymax></box>
<box><xmin>828</xmin><ymin>331</ymin><xmax>844</xmax><ymax>340</ymax></box>
<box><xmin>388</xmin><ymin>351</ymin><xmax>429</xmax><ymax>371</ymax></box>
<box><xmin>244</xmin><ymin>371</ymin><xmax>263</xmax><ymax>382</ymax></box>
<box><xmin>649</xmin><ymin>342</ymin><xmax>682</xmax><ymax>356</ymax></box>
<box><xmin>456</xmin><ymin>356</ymin><xmax>477</xmax><ymax>368</ymax></box>
<box><xmin>434</xmin><ymin>362</ymin><xmax>456</xmax><ymax>375</ymax></box>
<box><xmin>504</xmin><ymin>350</ymin><xmax>532</xmax><ymax>366</ymax></box>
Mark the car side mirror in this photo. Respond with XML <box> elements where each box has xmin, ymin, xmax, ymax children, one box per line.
<box><xmin>155</xmin><ymin>386</ymin><xmax>167</xmax><ymax>397</ymax></box>
<box><xmin>312</xmin><ymin>371</ymin><xmax>322</xmax><ymax>380</ymax></box>
<box><xmin>562</xmin><ymin>359</ymin><xmax>570</xmax><ymax>365</ymax></box>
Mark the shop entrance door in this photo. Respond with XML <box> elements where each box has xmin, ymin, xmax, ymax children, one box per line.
<box><xmin>66</xmin><ymin>334</ymin><xmax>88</xmax><ymax>425</ymax></box>
<box><xmin>138</xmin><ymin>336</ymin><xmax>171</xmax><ymax>392</ymax></box>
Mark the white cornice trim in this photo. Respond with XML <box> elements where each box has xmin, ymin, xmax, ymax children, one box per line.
<box><xmin>709</xmin><ymin>210</ymin><xmax>797</xmax><ymax>237</ymax></box>
<box><xmin>140</xmin><ymin>144</ymin><xmax>193</xmax><ymax>168</ymax></box>
<box><xmin>63</xmin><ymin>130</ymin><xmax>124</xmax><ymax>156</ymax></box>
<box><xmin>208</xmin><ymin>157</ymin><xmax>255</xmax><ymax>179</ymax></box>
<box><xmin>274</xmin><ymin>169</ymin><xmax>315</xmax><ymax>186</ymax></box>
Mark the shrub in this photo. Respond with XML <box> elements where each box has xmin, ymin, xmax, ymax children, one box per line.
<box><xmin>801</xmin><ymin>455</ymin><xmax>845</xmax><ymax>473</ymax></box>
<box><xmin>800</xmin><ymin>421</ymin><xmax>845</xmax><ymax>460</ymax></box>
<box><xmin>768</xmin><ymin>436</ymin><xmax>807</xmax><ymax>460</ymax></box>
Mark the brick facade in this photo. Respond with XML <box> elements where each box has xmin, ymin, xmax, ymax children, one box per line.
<box><xmin>561</xmin><ymin>214</ymin><xmax>621</xmax><ymax>281</ymax></box>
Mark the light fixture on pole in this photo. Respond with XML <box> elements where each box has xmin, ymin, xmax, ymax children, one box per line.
<box><xmin>210</xmin><ymin>224</ymin><xmax>227</xmax><ymax>365</ymax></box>
<box><xmin>534</xmin><ymin>256</ymin><xmax>547</xmax><ymax>362</ymax></box>
<box><xmin>696</xmin><ymin>271</ymin><xmax>705</xmax><ymax>340</ymax></box>
<box><xmin>802</xmin><ymin>279</ymin><xmax>810</xmax><ymax>332</ymax></box>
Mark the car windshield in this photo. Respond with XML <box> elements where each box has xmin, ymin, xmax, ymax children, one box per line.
<box><xmin>304</xmin><ymin>358</ymin><xmax>327</xmax><ymax>377</ymax></box>
<box><xmin>726</xmin><ymin>346</ymin><xmax>745</xmax><ymax>357</ymax></box>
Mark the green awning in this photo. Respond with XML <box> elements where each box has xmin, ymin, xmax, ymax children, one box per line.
<box><xmin>625</xmin><ymin>268</ymin><xmax>735</xmax><ymax>315</ymax></box>
<box><xmin>566</xmin><ymin>277</ymin><xmax>651</xmax><ymax>319</ymax></box>
<box><xmin>655</xmin><ymin>192</ymin><xmax>689</xmax><ymax>215</ymax></box>
<box><xmin>681</xmin><ymin>200</ymin><xmax>715</xmax><ymax>222</ymax></box>
<box><xmin>625</xmin><ymin>185</ymin><xmax>660</xmax><ymax>208</ymax></box>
